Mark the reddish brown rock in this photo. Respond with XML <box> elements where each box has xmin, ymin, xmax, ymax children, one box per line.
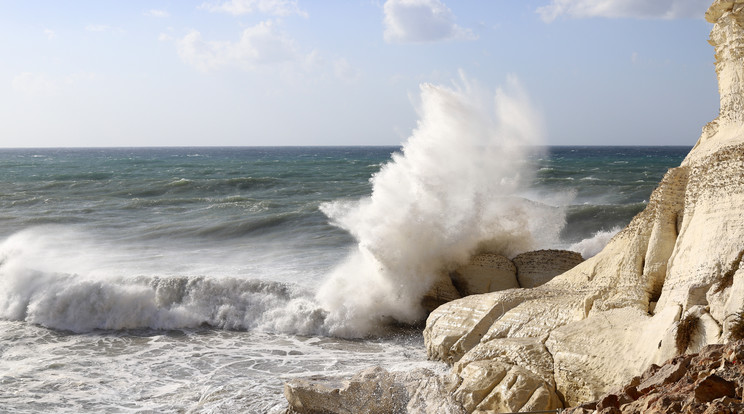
<box><xmin>637</xmin><ymin>356</ymin><xmax>692</xmax><ymax>394</ymax></box>
<box><xmin>563</xmin><ymin>340</ymin><xmax>744</xmax><ymax>414</ymax></box>
<box><xmin>693</xmin><ymin>374</ymin><xmax>736</xmax><ymax>403</ymax></box>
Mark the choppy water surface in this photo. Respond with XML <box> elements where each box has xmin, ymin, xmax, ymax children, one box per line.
<box><xmin>0</xmin><ymin>146</ymin><xmax>688</xmax><ymax>412</ymax></box>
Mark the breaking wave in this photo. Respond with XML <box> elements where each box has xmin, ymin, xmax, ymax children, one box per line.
<box><xmin>0</xmin><ymin>227</ymin><xmax>327</xmax><ymax>334</ymax></box>
<box><xmin>316</xmin><ymin>74</ymin><xmax>565</xmax><ymax>337</ymax></box>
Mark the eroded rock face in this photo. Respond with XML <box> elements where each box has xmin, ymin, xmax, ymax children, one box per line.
<box><xmin>422</xmin><ymin>272</ymin><xmax>462</xmax><ymax>312</ymax></box>
<box><xmin>449</xmin><ymin>253</ymin><xmax>519</xmax><ymax>296</ymax></box>
<box><xmin>423</xmin><ymin>0</ymin><xmax>744</xmax><ymax>411</ymax></box>
<box><xmin>422</xmin><ymin>250</ymin><xmax>583</xmax><ymax>311</ymax></box>
<box><xmin>512</xmin><ymin>249</ymin><xmax>584</xmax><ymax>289</ymax></box>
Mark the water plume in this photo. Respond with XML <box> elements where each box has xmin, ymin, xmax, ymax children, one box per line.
<box><xmin>318</xmin><ymin>73</ymin><xmax>561</xmax><ymax>337</ymax></box>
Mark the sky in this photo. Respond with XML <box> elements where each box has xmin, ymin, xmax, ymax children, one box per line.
<box><xmin>0</xmin><ymin>0</ymin><xmax>719</xmax><ymax>147</ymax></box>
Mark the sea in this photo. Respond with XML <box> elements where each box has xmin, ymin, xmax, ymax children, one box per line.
<box><xmin>0</xmin><ymin>145</ymin><xmax>690</xmax><ymax>413</ymax></box>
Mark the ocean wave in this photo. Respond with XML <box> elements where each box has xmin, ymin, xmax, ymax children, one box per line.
<box><xmin>560</xmin><ymin>203</ymin><xmax>646</xmax><ymax>243</ymax></box>
<box><xmin>316</xmin><ymin>75</ymin><xmax>560</xmax><ymax>337</ymax></box>
<box><xmin>112</xmin><ymin>177</ymin><xmax>283</xmax><ymax>199</ymax></box>
<box><xmin>0</xmin><ymin>227</ymin><xmax>347</xmax><ymax>336</ymax></box>
<box><xmin>1</xmin><ymin>271</ymin><xmax>327</xmax><ymax>334</ymax></box>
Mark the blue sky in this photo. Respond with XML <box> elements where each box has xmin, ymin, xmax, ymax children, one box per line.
<box><xmin>0</xmin><ymin>0</ymin><xmax>717</xmax><ymax>147</ymax></box>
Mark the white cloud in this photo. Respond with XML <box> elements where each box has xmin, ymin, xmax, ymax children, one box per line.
<box><xmin>177</xmin><ymin>21</ymin><xmax>297</xmax><ymax>71</ymax></box>
<box><xmin>12</xmin><ymin>72</ymin><xmax>57</xmax><ymax>96</ymax></box>
<box><xmin>537</xmin><ymin>0</ymin><xmax>710</xmax><ymax>22</ymax></box>
<box><xmin>44</xmin><ymin>28</ymin><xmax>57</xmax><ymax>40</ymax></box>
<box><xmin>383</xmin><ymin>0</ymin><xmax>475</xmax><ymax>44</ymax></box>
<box><xmin>144</xmin><ymin>9</ymin><xmax>170</xmax><ymax>18</ymax></box>
<box><xmin>333</xmin><ymin>58</ymin><xmax>361</xmax><ymax>84</ymax></box>
<box><xmin>159</xmin><ymin>33</ymin><xmax>174</xmax><ymax>42</ymax></box>
<box><xmin>200</xmin><ymin>0</ymin><xmax>307</xmax><ymax>17</ymax></box>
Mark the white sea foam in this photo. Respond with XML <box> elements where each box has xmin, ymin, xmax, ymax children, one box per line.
<box><xmin>568</xmin><ymin>226</ymin><xmax>621</xmax><ymax>259</ymax></box>
<box><xmin>317</xmin><ymin>74</ymin><xmax>564</xmax><ymax>337</ymax></box>
<box><xmin>0</xmin><ymin>226</ymin><xmax>328</xmax><ymax>334</ymax></box>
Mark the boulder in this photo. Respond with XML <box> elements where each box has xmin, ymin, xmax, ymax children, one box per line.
<box><xmin>449</xmin><ymin>253</ymin><xmax>518</xmax><ymax>296</ymax></box>
<box><xmin>422</xmin><ymin>271</ymin><xmax>461</xmax><ymax>312</ymax></box>
<box><xmin>512</xmin><ymin>249</ymin><xmax>584</xmax><ymax>288</ymax></box>
<box><xmin>284</xmin><ymin>366</ymin><xmax>464</xmax><ymax>414</ymax></box>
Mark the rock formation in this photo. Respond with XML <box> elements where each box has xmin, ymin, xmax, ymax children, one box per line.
<box><xmin>284</xmin><ymin>367</ymin><xmax>464</xmax><ymax>414</ymax></box>
<box><xmin>422</xmin><ymin>250</ymin><xmax>583</xmax><ymax>311</ymax></box>
<box><xmin>513</xmin><ymin>249</ymin><xmax>584</xmax><ymax>289</ymax></box>
<box><xmin>563</xmin><ymin>339</ymin><xmax>744</xmax><ymax>414</ymax></box>
<box><xmin>424</xmin><ymin>0</ymin><xmax>744</xmax><ymax>411</ymax></box>
<box><xmin>450</xmin><ymin>253</ymin><xmax>519</xmax><ymax>297</ymax></box>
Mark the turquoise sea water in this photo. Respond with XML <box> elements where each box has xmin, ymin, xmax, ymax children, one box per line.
<box><xmin>0</xmin><ymin>146</ymin><xmax>689</xmax><ymax>412</ymax></box>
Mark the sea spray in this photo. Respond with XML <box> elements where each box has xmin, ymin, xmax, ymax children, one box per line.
<box><xmin>317</xmin><ymin>74</ymin><xmax>564</xmax><ymax>337</ymax></box>
<box><xmin>568</xmin><ymin>226</ymin><xmax>621</xmax><ymax>259</ymax></box>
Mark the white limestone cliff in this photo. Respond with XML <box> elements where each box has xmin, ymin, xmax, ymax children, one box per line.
<box><xmin>423</xmin><ymin>0</ymin><xmax>744</xmax><ymax>410</ymax></box>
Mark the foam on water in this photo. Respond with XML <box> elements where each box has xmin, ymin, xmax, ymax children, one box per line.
<box><xmin>317</xmin><ymin>74</ymin><xmax>565</xmax><ymax>337</ymax></box>
<box><xmin>0</xmin><ymin>226</ymin><xmax>330</xmax><ymax>334</ymax></box>
<box><xmin>0</xmin><ymin>320</ymin><xmax>440</xmax><ymax>413</ymax></box>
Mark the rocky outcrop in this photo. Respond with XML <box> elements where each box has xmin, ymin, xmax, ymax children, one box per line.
<box><xmin>423</xmin><ymin>0</ymin><xmax>744</xmax><ymax>411</ymax></box>
<box><xmin>563</xmin><ymin>340</ymin><xmax>744</xmax><ymax>414</ymax></box>
<box><xmin>284</xmin><ymin>367</ymin><xmax>464</xmax><ymax>414</ymax></box>
<box><xmin>422</xmin><ymin>272</ymin><xmax>462</xmax><ymax>312</ymax></box>
<box><xmin>513</xmin><ymin>249</ymin><xmax>584</xmax><ymax>288</ymax></box>
<box><xmin>450</xmin><ymin>253</ymin><xmax>519</xmax><ymax>296</ymax></box>
<box><xmin>423</xmin><ymin>250</ymin><xmax>583</xmax><ymax>310</ymax></box>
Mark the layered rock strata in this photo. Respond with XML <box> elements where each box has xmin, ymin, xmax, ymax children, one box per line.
<box><xmin>450</xmin><ymin>253</ymin><xmax>519</xmax><ymax>297</ymax></box>
<box><xmin>422</xmin><ymin>250</ymin><xmax>583</xmax><ymax>311</ymax></box>
<box><xmin>513</xmin><ymin>249</ymin><xmax>584</xmax><ymax>289</ymax></box>
<box><xmin>424</xmin><ymin>1</ymin><xmax>744</xmax><ymax>411</ymax></box>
